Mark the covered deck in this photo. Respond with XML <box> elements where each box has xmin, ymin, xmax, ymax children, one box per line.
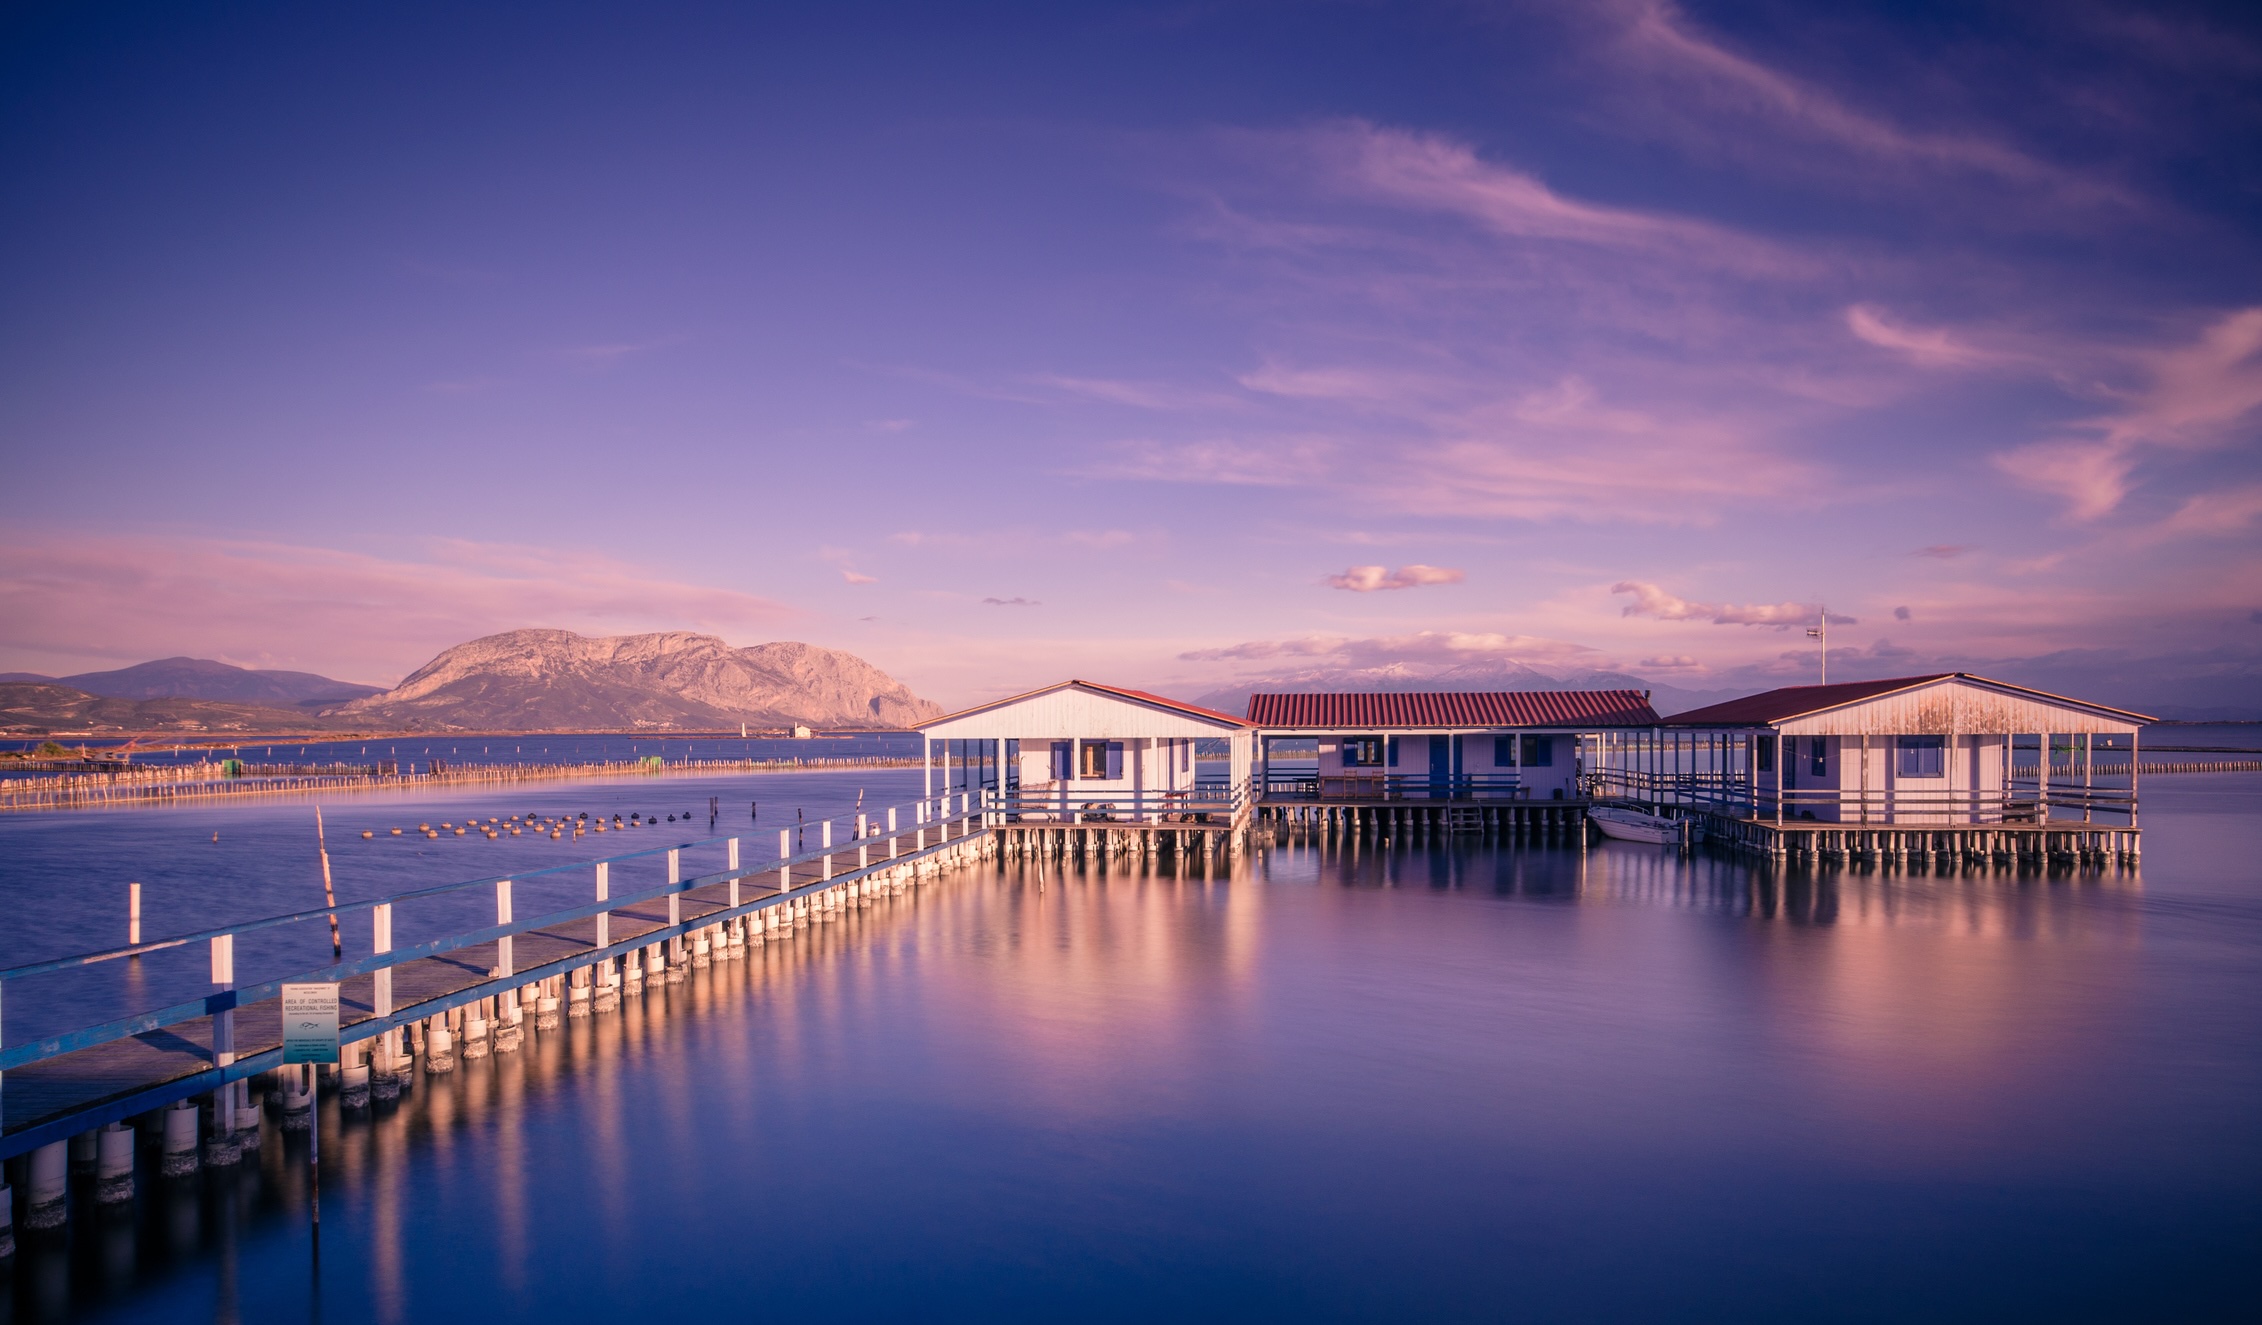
<box><xmin>1250</xmin><ymin>689</ymin><xmax>1661</xmax><ymax>805</ymax></box>
<box><xmin>1584</xmin><ymin>674</ymin><xmax>2152</xmax><ymax>862</ymax></box>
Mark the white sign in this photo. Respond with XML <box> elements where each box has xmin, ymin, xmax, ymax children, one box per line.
<box><xmin>281</xmin><ymin>982</ymin><xmax>340</xmax><ymax>1064</ymax></box>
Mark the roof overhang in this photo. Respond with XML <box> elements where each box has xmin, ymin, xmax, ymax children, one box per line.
<box><xmin>918</xmin><ymin>679</ymin><xmax>1250</xmax><ymax>739</ymax></box>
<box><xmin>1664</xmin><ymin>673</ymin><xmax>2154</xmax><ymax>735</ymax></box>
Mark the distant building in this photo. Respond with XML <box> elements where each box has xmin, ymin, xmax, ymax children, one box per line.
<box><xmin>790</xmin><ymin>725</ymin><xmax>814</xmax><ymax>739</ymax></box>
<box><xmin>1246</xmin><ymin>690</ymin><xmax>1662</xmax><ymax>803</ymax></box>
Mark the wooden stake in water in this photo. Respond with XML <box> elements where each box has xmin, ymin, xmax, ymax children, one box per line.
<box><xmin>308</xmin><ymin>1062</ymin><xmax>321</xmax><ymax>1250</ymax></box>
<box><xmin>316</xmin><ymin>807</ymin><xmax>341</xmax><ymax>959</ymax></box>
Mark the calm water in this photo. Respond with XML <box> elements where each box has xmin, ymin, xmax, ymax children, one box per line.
<box><xmin>4</xmin><ymin>776</ymin><xmax>2259</xmax><ymax>1322</ymax></box>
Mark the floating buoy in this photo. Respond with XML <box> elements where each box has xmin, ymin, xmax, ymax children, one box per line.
<box><xmin>361</xmin><ymin>830</ymin><xmax>374</xmax><ymax>839</ymax></box>
<box><xmin>391</xmin><ymin>828</ymin><xmax>402</xmax><ymax>836</ymax></box>
<box><xmin>419</xmin><ymin>823</ymin><xmax>431</xmax><ymax>832</ymax></box>
<box><xmin>454</xmin><ymin>827</ymin><xmax>466</xmax><ymax>836</ymax></box>
<box><xmin>511</xmin><ymin>828</ymin><xmax>520</xmax><ymax>836</ymax></box>
<box><xmin>427</xmin><ymin>831</ymin><xmax>439</xmax><ymax>839</ymax></box>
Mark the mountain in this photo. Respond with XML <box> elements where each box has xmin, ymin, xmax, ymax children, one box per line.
<box><xmin>0</xmin><ymin>682</ymin><xmax>358</xmax><ymax>736</ymax></box>
<box><xmin>331</xmin><ymin>629</ymin><xmax>942</xmax><ymax>732</ymax></box>
<box><xmin>51</xmin><ymin>657</ymin><xmax>382</xmax><ymax>707</ymax></box>
<box><xmin>1192</xmin><ymin>663</ymin><xmax>1757</xmax><ymax>719</ymax></box>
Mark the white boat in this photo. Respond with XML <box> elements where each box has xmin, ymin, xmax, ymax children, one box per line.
<box><xmin>1588</xmin><ymin>805</ymin><xmax>1687</xmax><ymax>844</ymax></box>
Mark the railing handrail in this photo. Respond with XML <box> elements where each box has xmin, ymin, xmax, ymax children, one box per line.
<box><xmin>0</xmin><ymin>791</ymin><xmax>984</xmax><ymax>984</ymax></box>
<box><xmin>0</xmin><ymin>792</ymin><xmax>991</xmax><ymax>1073</ymax></box>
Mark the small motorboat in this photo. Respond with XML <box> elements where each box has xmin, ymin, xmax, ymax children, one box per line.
<box><xmin>1588</xmin><ymin>805</ymin><xmax>1689</xmax><ymax>844</ymax></box>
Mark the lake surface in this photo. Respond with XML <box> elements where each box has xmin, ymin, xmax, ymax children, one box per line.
<box><xmin>4</xmin><ymin>774</ymin><xmax>2259</xmax><ymax>1322</ymax></box>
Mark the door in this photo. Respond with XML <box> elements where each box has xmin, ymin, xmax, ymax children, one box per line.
<box><xmin>1428</xmin><ymin>735</ymin><xmax>1450</xmax><ymax>798</ymax></box>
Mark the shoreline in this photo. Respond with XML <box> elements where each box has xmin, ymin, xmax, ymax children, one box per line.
<box><xmin>0</xmin><ymin>755</ymin><xmax>929</xmax><ymax>813</ymax></box>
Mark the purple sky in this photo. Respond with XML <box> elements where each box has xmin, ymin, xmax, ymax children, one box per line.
<box><xmin>4</xmin><ymin>1</ymin><xmax>2259</xmax><ymax>714</ymax></box>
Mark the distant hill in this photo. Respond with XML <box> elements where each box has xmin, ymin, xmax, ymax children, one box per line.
<box><xmin>1194</xmin><ymin>662</ymin><xmax>1755</xmax><ymax>720</ymax></box>
<box><xmin>0</xmin><ymin>682</ymin><xmax>355</xmax><ymax>736</ymax></box>
<box><xmin>330</xmin><ymin>629</ymin><xmax>942</xmax><ymax>732</ymax></box>
<box><xmin>44</xmin><ymin>656</ymin><xmax>383</xmax><ymax>707</ymax></box>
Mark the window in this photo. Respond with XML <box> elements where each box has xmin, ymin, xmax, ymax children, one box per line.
<box><xmin>1493</xmin><ymin>735</ymin><xmax>1513</xmax><ymax>766</ymax></box>
<box><xmin>1895</xmin><ymin>735</ymin><xmax>1944</xmax><ymax>778</ymax></box>
<box><xmin>1342</xmin><ymin>736</ymin><xmax>1384</xmax><ymax>767</ymax></box>
<box><xmin>1809</xmin><ymin>737</ymin><xmax>1828</xmax><ymax>778</ymax></box>
<box><xmin>1520</xmin><ymin>735</ymin><xmax>1553</xmax><ymax>767</ymax></box>
<box><xmin>1755</xmin><ymin>736</ymin><xmax>1774</xmax><ymax>773</ymax></box>
<box><xmin>1076</xmin><ymin>741</ymin><xmax>1116</xmax><ymax>779</ymax></box>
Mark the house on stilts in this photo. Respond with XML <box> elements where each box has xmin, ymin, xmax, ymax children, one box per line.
<box><xmin>1246</xmin><ymin>689</ymin><xmax>1662</xmax><ymax>839</ymax></box>
<box><xmin>1588</xmin><ymin>673</ymin><xmax>2152</xmax><ymax>863</ymax></box>
<box><xmin>916</xmin><ymin>680</ymin><xmax>1255</xmax><ymax>863</ymax></box>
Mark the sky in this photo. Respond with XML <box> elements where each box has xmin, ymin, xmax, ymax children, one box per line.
<box><xmin>4</xmin><ymin>0</ymin><xmax>2260</xmax><ymax>716</ymax></box>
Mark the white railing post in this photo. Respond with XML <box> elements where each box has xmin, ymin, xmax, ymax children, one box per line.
<box><xmin>373</xmin><ymin>902</ymin><xmax>393</xmax><ymax>1017</ymax></box>
<box><xmin>596</xmin><ymin>862</ymin><xmax>611</xmax><ymax>950</ymax></box>
<box><xmin>668</xmin><ymin>849</ymin><xmax>681</xmax><ymax>928</ymax></box>
<box><xmin>210</xmin><ymin>933</ymin><xmax>236</xmax><ymax>1133</ymax></box>
<box><xmin>779</xmin><ymin>829</ymin><xmax>792</xmax><ymax>891</ymax></box>
<box><xmin>728</xmin><ymin>837</ymin><xmax>741</xmax><ymax>908</ymax></box>
<box><xmin>496</xmin><ymin>879</ymin><xmax>514</xmax><ymax>978</ymax></box>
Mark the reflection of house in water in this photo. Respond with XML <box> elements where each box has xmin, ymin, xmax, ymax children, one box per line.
<box><xmin>1249</xmin><ymin>690</ymin><xmax>1662</xmax><ymax>803</ymax></box>
<box><xmin>1588</xmin><ymin>673</ymin><xmax>2152</xmax><ymax>860</ymax></box>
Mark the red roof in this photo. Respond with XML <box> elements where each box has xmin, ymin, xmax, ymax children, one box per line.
<box><xmin>1664</xmin><ymin>673</ymin><xmax>2155</xmax><ymax>726</ymax></box>
<box><xmin>1246</xmin><ymin>690</ymin><xmax>1660</xmax><ymax>728</ymax></box>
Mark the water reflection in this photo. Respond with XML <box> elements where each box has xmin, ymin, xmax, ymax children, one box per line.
<box><xmin>8</xmin><ymin>815</ymin><xmax>2256</xmax><ymax>1323</ymax></box>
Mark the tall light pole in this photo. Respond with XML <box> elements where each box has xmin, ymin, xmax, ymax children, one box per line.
<box><xmin>1805</xmin><ymin>607</ymin><xmax>1828</xmax><ymax>686</ymax></box>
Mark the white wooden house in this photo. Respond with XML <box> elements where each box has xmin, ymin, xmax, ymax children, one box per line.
<box><xmin>1247</xmin><ymin>690</ymin><xmax>1662</xmax><ymax>802</ymax></box>
<box><xmin>1620</xmin><ymin>673</ymin><xmax>2153</xmax><ymax>825</ymax></box>
<box><xmin>917</xmin><ymin>680</ymin><xmax>1254</xmax><ymax>824</ymax></box>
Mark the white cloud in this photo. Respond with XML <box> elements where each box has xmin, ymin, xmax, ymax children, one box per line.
<box><xmin>1324</xmin><ymin>564</ymin><xmax>1466</xmax><ymax>591</ymax></box>
<box><xmin>1613</xmin><ymin>580</ymin><xmax>1842</xmax><ymax>627</ymax></box>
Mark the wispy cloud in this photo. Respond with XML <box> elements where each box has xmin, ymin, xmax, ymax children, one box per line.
<box><xmin>1994</xmin><ymin>307</ymin><xmax>2262</xmax><ymax>519</ymax></box>
<box><xmin>1846</xmin><ymin>305</ymin><xmax>2014</xmax><ymax>369</ymax></box>
<box><xmin>1180</xmin><ymin>630</ymin><xmax>1598</xmax><ymax>668</ymax></box>
<box><xmin>1324</xmin><ymin>564</ymin><xmax>1465</xmax><ymax>591</ymax></box>
<box><xmin>1590</xmin><ymin>0</ymin><xmax>2136</xmax><ymax>213</ymax></box>
<box><xmin>1302</xmin><ymin>119</ymin><xmax>1804</xmax><ymax>274</ymax></box>
<box><xmin>1613</xmin><ymin>580</ymin><xmax>1841</xmax><ymax>628</ymax></box>
<box><xmin>982</xmin><ymin>596</ymin><xmax>1040</xmax><ymax>607</ymax></box>
<box><xmin>841</xmin><ymin>570</ymin><xmax>877</xmax><ymax>584</ymax></box>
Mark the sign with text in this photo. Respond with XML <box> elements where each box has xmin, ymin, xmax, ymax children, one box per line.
<box><xmin>280</xmin><ymin>982</ymin><xmax>340</xmax><ymax>1064</ymax></box>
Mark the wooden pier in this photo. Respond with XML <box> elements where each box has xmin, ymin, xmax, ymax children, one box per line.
<box><xmin>0</xmin><ymin>790</ymin><xmax>999</xmax><ymax>1236</ymax></box>
<box><xmin>1259</xmin><ymin>798</ymin><xmax>1594</xmax><ymax>841</ymax></box>
<box><xmin>1691</xmin><ymin>812</ymin><xmax>2138</xmax><ymax>866</ymax></box>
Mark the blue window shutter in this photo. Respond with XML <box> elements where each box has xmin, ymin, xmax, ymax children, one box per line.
<box><xmin>1053</xmin><ymin>740</ymin><xmax>1070</xmax><ymax>781</ymax></box>
<box><xmin>1107</xmin><ymin>742</ymin><xmax>1123</xmax><ymax>780</ymax></box>
<box><xmin>1387</xmin><ymin>736</ymin><xmax>1399</xmax><ymax>767</ymax></box>
<box><xmin>1494</xmin><ymin>735</ymin><xmax>1511</xmax><ymax>765</ymax></box>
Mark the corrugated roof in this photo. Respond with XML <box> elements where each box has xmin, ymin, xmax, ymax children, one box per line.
<box><xmin>1246</xmin><ymin>690</ymin><xmax>1660</xmax><ymax>728</ymax></box>
<box><xmin>1664</xmin><ymin>673</ymin><xmax>2156</xmax><ymax>726</ymax></box>
<box><xmin>920</xmin><ymin>679</ymin><xmax>1249</xmax><ymax>730</ymax></box>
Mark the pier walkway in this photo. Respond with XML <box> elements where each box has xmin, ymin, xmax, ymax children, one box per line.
<box><xmin>0</xmin><ymin>792</ymin><xmax>992</xmax><ymax>1177</ymax></box>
